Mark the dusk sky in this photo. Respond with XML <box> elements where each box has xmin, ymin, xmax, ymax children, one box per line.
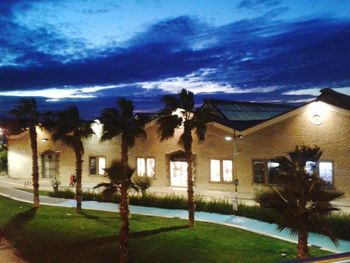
<box><xmin>0</xmin><ymin>0</ymin><xmax>349</xmax><ymax>118</ymax></box>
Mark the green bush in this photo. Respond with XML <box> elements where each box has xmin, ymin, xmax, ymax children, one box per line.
<box><xmin>0</xmin><ymin>145</ymin><xmax>8</xmax><ymax>173</ymax></box>
<box><xmin>323</xmin><ymin>213</ymin><xmax>350</xmax><ymax>240</ymax></box>
<box><xmin>48</xmin><ymin>188</ymin><xmax>75</xmax><ymax>199</ymax></box>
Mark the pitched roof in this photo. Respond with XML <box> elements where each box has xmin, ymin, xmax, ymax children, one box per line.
<box><xmin>203</xmin><ymin>99</ymin><xmax>295</xmax><ymax>131</ymax></box>
<box><xmin>317</xmin><ymin>88</ymin><xmax>350</xmax><ymax>110</ymax></box>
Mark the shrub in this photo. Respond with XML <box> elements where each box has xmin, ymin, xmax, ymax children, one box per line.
<box><xmin>132</xmin><ymin>176</ymin><xmax>152</xmax><ymax>197</ymax></box>
<box><xmin>0</xmin><ymin>145</ymin><xmax>7</xmax><ymax>174</ymax></box>
<box><xmin>48</xmin><ymin>189</ymin><xmax>350</xmax><ymax>240</ymax></box>
<box><xmin>324</xmin><ymin>213</ymin><xmax>350</xmax><ymax>240</ymax></box>
<box><xmin>50</xmin><ymin>177</ymin><xmax>61</xmax><ymax>195</ymax></box>
<box><xmin>48</xmin><ymin>188</ymin><xmax>75</xmax><ymax>199</ymax></box>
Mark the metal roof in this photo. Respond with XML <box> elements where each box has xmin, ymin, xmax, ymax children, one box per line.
<box><xmin>202</xmin><ymin>99</ymin><xmax>295</xmax><ymax>131</ymax></box>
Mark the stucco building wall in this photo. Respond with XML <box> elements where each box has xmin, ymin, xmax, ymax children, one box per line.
<box><xmin>7</xmin><ymin>101</ymin><xmax>350</xmax><ymax>202</ymax></box>
<box><xmin>234</xmin><ymin>102</ymin><xmax>350</xmax><ymax>201</ymax></box>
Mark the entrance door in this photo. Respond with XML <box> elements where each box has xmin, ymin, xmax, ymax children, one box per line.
<box><xmin>170</xmin><ymin>161</ymin><xmax>188</xmax><ymax>187</ymax></box>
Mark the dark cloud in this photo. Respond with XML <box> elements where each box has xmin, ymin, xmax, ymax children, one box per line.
<box><xmin>237</xmin><ymin>0</ymin><xmax>282</xmax><ymax>9</ymax></box>
<box><xmin>0</xmin><ymin>11</ymin><xmax>349</xmax><ymax>117</ymax></box>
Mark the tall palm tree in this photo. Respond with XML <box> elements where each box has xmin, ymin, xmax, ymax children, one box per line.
<box><xmin>99</xmin><ymin>98</ymin><xmax>146</xmax><ymax>263</ymax></box>
<box><xmin>256</xmin><ymin>146</ymin><xmax>343</xmax><ymax>259</ymax></box>
<box><xmin>157</xmin><ymin>89</ymin><xmax>209</xmax><ymax>227</ymax></box>
<box><xmin>9</xmin><ymin>98</ymin><xmax>40</xmax><ymax>208</ymax></box>
<box><xmin>45</xmin><ymin>105</ymin><xmax>94</xmax><ymax>213</ymax></box>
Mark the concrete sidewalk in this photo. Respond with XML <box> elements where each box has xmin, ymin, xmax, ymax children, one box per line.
<box><xmin>0</xmin><ymin>185</ymin><xmax>349</xmax><ymax>254</ymax></box>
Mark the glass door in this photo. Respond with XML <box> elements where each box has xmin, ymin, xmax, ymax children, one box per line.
<box><xmin>170</xmin><ymin>161</ymin><xmax>188</xmax><ymax>187</ymax></box>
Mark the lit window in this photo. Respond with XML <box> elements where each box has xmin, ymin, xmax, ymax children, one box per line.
<box><xmin>89</xmin><ymin>156</ymin><xmax>106</xmax><ymax>175</ymax></box>
<box><xmin>210</xmin><ymin>159</ymin><xmax>233</xmax><ymax>182</ymax></box>
<box><xmin>146</xmin><ymin>158</ymin><xmax>155</xmax><ymax>177</ymax></box>
<box><xmin>223</xmin><ymin>160</ymin><xmax>233</xmax><ymax>182</ymax></box>
<box><xmin>305</xmin><ymin>161</ymin><xmax>316</xmax><ymax>175</ymax></box>
<box><xmin>98</xmin><ymin>157</ymin><xmax>106</xmax><ymax>175</ymax></box>
<box><xmin>210</xmin><ymin>160</ymin><xmax>221</xmax><ymax>182</ymax></box>
<box><xmin>319</xmin><ymin>161</ymin><xmax>333</xmax><ymax>185</ymax></box>
<box><xmin>267</xmin><ymin>161</ymin><xmax>279</xmax><ymax>184</ymax></box>
<box><xmin>137</xmin><ymin>158</ymin><xmax>146</xmax><ymax>176</ymax></box>
<box><xmin>137</xmin><ymin>157</ymin><xmax>155</xmax><ymax>177</ymax></box>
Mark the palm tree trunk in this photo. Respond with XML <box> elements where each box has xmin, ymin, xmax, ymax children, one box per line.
<box><xmin>119</xmin><ymin>138</ymin><xmax>129</xmax><ymax>263</ymax></box>
<box><xmin>186</xmin><ymin>151</ymin><xmax>195</xmax><ymax>227</ymax></box>
<box><xmin>297</xmin><ymin>229</ymin><xmax>309</xmax><ymax>259</ymax></box>
<box><xmin>75</xmin><ymin>148</ymin><xmax>83</xmax><ymax>213</ymax></box>
<box><xmin>29</xmin><ymin>126</ymin><xmax>40</xmax><ymax>208</ymax></box>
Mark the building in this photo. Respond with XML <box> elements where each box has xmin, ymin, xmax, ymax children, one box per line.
<box><xmin>6</xmin><ymin>89</ymin><xmax>350</xmax><ymax>206</ymax></box>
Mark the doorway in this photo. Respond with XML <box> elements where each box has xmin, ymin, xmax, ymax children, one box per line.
<box><xmin>41</xmin><ymin>150</ymin><xmax>59</xmax><ymax>178</ymax></box>
<box><xmin>170</xmin><ymin>161</ymin><xmax>188</xmax><ymax>187</ymax></box>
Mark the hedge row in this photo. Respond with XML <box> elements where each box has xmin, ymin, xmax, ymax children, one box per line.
<box><xmin>48</xmin><ymin>189</ymin><xmax>350</xmax><ymax>240</ymax></box>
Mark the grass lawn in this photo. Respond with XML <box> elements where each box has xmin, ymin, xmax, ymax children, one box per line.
<box><xmin>0</xmin><ymin>196</ymin><xmax>330</xmax><ymax>263</ymax></box>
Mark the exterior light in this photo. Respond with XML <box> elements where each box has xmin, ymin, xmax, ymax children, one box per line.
<box><xmin>172</xmin><ymin>108</ymin><xmax>185</xmax><ymax>118</ymax></box>
<box><xmin>224</xmin><ymin>136</ymin><xmax>233</xmax><ymax>141</ymax></box>
<box><xmin>309</xmin><ymin>101</ymin><xmax>327</xmax><ymax>125</ymax></box>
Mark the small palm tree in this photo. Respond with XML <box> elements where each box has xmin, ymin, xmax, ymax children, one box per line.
<box><xmin>157</xmin><ymin>89</ymin><xmax>209</xmax><ymax>227</ymax></box>
<box><xmin>99</xmin><ymin>98</ymin><xmax>146</xmax><ymax>263</ymax></box>
<box><xmin>94</xmin><ymin>160</ymin><xmax>137</xmax><ymax>201</ymax></box>
<box><xmin>256</xmin><ymin>146</ymin><xmax>343</xmax><ymax>259</ymax></box>
<box><xmin>45</xmin><ymin>105</ymin><xmax>94</xmax><ymax>213</ymax></box>
<box><xmin>9</xmin><ymin>98</ymin><xmax>40</xmax><ymax>208</ymax></box>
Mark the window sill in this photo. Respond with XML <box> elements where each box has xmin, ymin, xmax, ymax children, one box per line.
<box><xmin>88</xmin><ymin>174</ymin><xmax>106</xmax><ymax>177</ymax></box>
<box><xmin>209</xmin><ymin>181</ymin><xmax>234</xmax><ymax>184</ymax></box>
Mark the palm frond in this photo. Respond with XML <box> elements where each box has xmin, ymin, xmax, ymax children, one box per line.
<box><xmin>193</xmin><ymin>107</ymin><xmax>210</xmax><ymax>141</ymax></box>
<box><xmin>255</xmin><ymin>145</ymin><xmax>344</xmax><ymax>244</ymax></box>
<box><xmin>95</xmin><ymin>160</ymin><xmax>137</xmax><ymax>198</ymax></box>
<box><xmin>118</xmin><ymin>98</ymin><xmax>134</xmax><ymax>121</ymax></box>
<box><xmin>159</xmin><ymin>95</ymin><xmax>181</xmax><ymax>115</ymax></box>
<box><xmin>99</xmin><ymin>108</ymin><xmax>122</xmax><ymax>141</ymax></box>
<box><xmin>178</xmin><ymin>89</ymin><xmax>194</xmax><ymax>112</ymax></box>
<box><xmin>157</xmin><ymin>115</ymin><xmax>182</xmax><ymax>141</ymax></box>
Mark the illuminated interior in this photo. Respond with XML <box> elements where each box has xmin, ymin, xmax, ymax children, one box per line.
<box><xmin>170</xmin><ymin>161</ymin><xmax>188</xmax><ymax>187</ymax></box>
<box><xmin>210</xmin><ymin>160</ymin><xmax>221</xmax><ymax>182</ymax></box>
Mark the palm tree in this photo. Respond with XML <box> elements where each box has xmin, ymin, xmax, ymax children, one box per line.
<box><xmin>256</xmin><ymin>146</ymin><xmax>343</xmax><ymax>259</ymax></box>
<box><xmin>94</xmin><ymin>160</ymin><xmax>137</xmax><ymax>202</ymax></box>
<box><xmin>45</xmin><ymin>105</ymin><xmax>94</xmax><ymax>213</ymax></box>
<box><xmin>9</xmin><ymin>99</ymin><xmax>40</xmax><ymax>208</ymax></box>
<box><xmin>99</xmin><ymin>98</ymin><xmax>146</xmax><ymax>263</ymax></box>
<box><xmin>157</xmin><ymin>89</ymin><xmax>209</xmax><ymax>227</ymax></box>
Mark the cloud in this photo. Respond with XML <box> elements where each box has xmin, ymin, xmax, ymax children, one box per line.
<box><xmin>284</xmin><ymin>87</ymin><xmax>350</xmax><ymax>96</ymax></box>
<box><xmin>0</xmin><ymin>11</ymin><xmax>349</xmax><ymax>117</ymax></box>
<box><xmin>0</xmin><ymin>84</ymin><xmax>127</xmax><ymax>101</ymax></box>
<box><xmin>237</xmin><ymin>0</ymin><xmax>282</xmax><ymax>9</ymax></box>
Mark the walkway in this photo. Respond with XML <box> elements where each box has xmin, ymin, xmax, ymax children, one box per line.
<box><xmin>0</xmin><ymin>185</ymin><xmax>349</xmax><ymax>254</ymax></box>
<box><xmin>0</xmin><ymin>238</ymin><xmax>27</xmax><ymax>263</ymax></box>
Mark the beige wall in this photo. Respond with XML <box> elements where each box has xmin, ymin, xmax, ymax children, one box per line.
<box><xmin>129</xmin><ymin>123</ymin><xmax>236</xmax><ymax>192</ymax></box>
<box><xmin>7</xmin><ymin>101</ymin><xmax>350</xmax><ymax>202</ymax></box>
<box><xmin>234</xmin><ymin>102</ymin><xmax>350</xmax><ymax>201</ymax></box>
<box><xmin>8</xmin><ymin>122</ymin><xmax>118</xmax><ymax>186</ymax></box>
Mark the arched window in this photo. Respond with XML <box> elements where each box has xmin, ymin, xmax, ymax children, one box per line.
<box><xmin>41</xmin><ymin>150</ymin><xmax>59</xmax><ymax>178</ymax></box>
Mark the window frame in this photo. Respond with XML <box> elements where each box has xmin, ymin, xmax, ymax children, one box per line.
<box><xmin>252</xmin><ymin>159</ymin><xmax>335</xmax><ymax>186</ymax></box>
<box><xmin>88</xmin><ymin>156</ymin><xmax>106</xmax><ymax>176</ymax></box>
<box><xmin>317</xmin><ymin>160</ymin><xmax>334</xmax><ymax>187</ymax></box>
<box><xmin>136</xmin><ymin>156</ymin><xmax>156</xmax><ymax>178</ymax></box>
<box><xmin>209</xmin><ymin>159</ymin><xmax>233</xmax><ymax>183</ymax></box>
